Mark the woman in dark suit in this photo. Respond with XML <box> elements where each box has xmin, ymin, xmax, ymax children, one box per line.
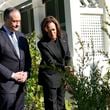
<box><xmin>37</xmin><ymin>16</ymin><xmax>72</xmax><ymax>110</ymax></box>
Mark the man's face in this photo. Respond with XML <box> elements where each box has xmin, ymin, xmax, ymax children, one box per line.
<box><xmin>5</xmin><ymin>10</ymin><xmax>21</xmax><ymax>32</ymax></box>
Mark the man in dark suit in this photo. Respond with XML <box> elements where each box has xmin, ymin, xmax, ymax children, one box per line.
<box><xmin>0</xmin><ymin>7</ymin><xmax>31</xmax><ymax>110</ymax></box>
<box><xmin>38</xmin><ymin>16</ymin><xmax>72</xmax><ymax>110</ymax></box>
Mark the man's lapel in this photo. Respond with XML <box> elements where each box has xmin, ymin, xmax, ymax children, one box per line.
<box><xmin>15</xmin><ymin>32</ymin><xmax>23</xmax><ymax>59</ymax></box>
<box><xmin>1</xmin><ymin>26</ymin><xmax>20</xmax><ymax>59</ymax></box>
<box><xmin>1</xmin><ymin>27</ymin><xmax>14</xmax><ymax>50</ymax></box>
<box><xmin>1</xmin><ymin>28</ymin><xmax>19</xmax><ymax>59</ymax></box>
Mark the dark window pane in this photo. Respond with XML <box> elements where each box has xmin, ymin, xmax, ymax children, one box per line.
<box><xmin>45</xmin><ymin>0</ymin><xmax>65</xmax><ymax>30</ymax></box>
<box><xmin>58</xmin><ymin>0</ymin><xmax>65</xmax><ymax>23</ymax></box>
<box><xmin>58</xmin><ymin>0</ymin><xmax>65</xmax><ymax>30</ymax></box>
<box><xmin>21</xmin><ymin>11</ymin><xmax>29</xmax><ymax>34</ymax></box>
<box><xmin>30</xmin><ymin>9</ymin><xmax>34</xmax><ymax>32</ymax></box>
<box><xmin>45</xmin><ymin>0</ymin><xmax>56</xmax><ymax>17</ymax></box>
<box><xmin>20</xmin><ymin>5</ymin><xmax>34</xmax><ymax>34</ymax></box>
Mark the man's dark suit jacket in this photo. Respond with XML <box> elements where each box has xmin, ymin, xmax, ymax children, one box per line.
<box><xmin>38</xmin><ymin>31</ymin><xmax>71</xmax><ymax>88</ymax></box>
<box><xmin>0</xmin><ymin>27</ymin><xmax>31</xmax><ymax>93</ymax></box>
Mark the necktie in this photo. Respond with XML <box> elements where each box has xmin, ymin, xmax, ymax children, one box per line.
<box><xmin>10</xmin><ymin>32</ymin><xmax>20</xmax><ymax>58</ymax></box>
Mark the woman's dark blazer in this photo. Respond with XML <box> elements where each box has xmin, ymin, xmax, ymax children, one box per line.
<box><xmin>37</xmin><ymin>31</ymin><xmax>71</xmax><ymax>88</ymax></box>
<box><xmin>0</xmin><ymin>27</ymin><xmax>31</xmax><ymax>93</ymax></box>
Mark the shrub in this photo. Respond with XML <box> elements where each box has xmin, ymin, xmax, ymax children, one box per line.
<box><xmin>65</xmin><ymin>33</ymin><xmax>110</xmax><ymax>110</ymax></box>
<box><xmin>25</xmin><ymin>32</ymin><xmax>44</xmax><ymax>110</ymax></box>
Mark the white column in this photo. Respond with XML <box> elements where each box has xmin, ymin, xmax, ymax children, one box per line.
<box><xmin>32</xmin><ymin>0</ymin><xmax>45</xmax><ymax>35</ymax></box>
<box><xmin>64</xmin><ymin>0</ymin><xmax>80</xmax><ymax>65</ymax></box>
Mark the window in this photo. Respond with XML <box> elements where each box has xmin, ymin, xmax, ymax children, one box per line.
<box><xmin>20</xmin><ymin>5</ymin><xmax>34</xmax><ymax>34</ymax></box>
<box><xmin>45</xmin><ymin>0</ymin><xmax>65</xmax><ymax>30</ymax></box>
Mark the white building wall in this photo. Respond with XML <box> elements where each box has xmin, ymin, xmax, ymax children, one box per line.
<box><xmin>0</xmin><ymin>0</ymin><xmax>28</xmax><ymax>10</ymax></box>
<box><xmin>104</xmin><ymin>0</ymin><xmax>110</xmax><ymax>55</ymax></box>
<box><xmin>64</xmin><ymin>0</ymin><xmax>110</xmax><ymax>76</ymax></box>
<box><xmin>64</xmin><ymin>0</ymin><xmax>80</xmax><ymax>65</ymax></box>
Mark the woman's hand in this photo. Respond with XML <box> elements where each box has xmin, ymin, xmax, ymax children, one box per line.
<box><xmin>65</xmin><ymin>66</ymin><xmax>74</xmax><ymax>75</ymax></box>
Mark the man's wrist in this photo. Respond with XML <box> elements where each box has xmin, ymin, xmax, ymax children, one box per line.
<box><xmin>11</xmin><ymin>72</ymin><xmax>15</xmax><ymax>79</ymax></box>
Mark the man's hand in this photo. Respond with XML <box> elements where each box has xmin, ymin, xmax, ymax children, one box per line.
<box><xmin>11</xmin><ymin>71</ymin><xmax>28</xmax><ymax>83</ymax></box>
<box><xmin>21</xmin><ymin>72</ymin><xmax>28</xmax><ymax>82</ymax></box>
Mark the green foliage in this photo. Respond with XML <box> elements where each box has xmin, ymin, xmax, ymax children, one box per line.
<box><xmin>65</xmin><ymin>33</ymin><xmax>110</xmax><ymax>110</ymax></box>
<box><xmin>25</xmin><ymin>32</ymin><xmax>44</xmax><ymax>110</ymax></box>
<box><xmin>65</xmin><ymin>99</ymin><xmax>73</xmax><ymax>110</ymax></box>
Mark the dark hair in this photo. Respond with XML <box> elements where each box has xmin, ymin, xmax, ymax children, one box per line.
<box><xmin>3</xmin><ymin>7</ymin><xmax>19</xmax><ymax>21</ymax></box>
<box><xmin>41</xmin><ymin>16</ymin><xmax>61</xmax><ymax>39</ymax></box>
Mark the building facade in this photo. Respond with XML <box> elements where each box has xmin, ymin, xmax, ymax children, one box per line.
<box><xmin>0</xmin><ymin>0</ymin><xmax>110</xmax><ymax>74</ymax></box>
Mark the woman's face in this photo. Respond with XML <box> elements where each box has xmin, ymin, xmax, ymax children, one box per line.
<box><xmin>46</xmin><ymin>22</ymin><xmax>57</xmax><ymax>41</ymax></box>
